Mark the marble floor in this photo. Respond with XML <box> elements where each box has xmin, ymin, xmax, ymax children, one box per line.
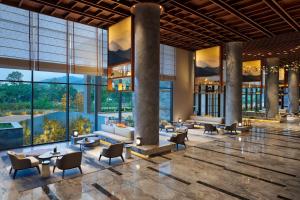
<box><xmin>1</xmin><ymin>122</ymin><xmax>300</xmax><ymax>200</ymax></box>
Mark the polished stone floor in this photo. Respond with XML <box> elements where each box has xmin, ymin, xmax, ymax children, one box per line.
<box><xmin>1</xmin><ymin>122</ymin><xmax>300</xmax><ymax>200</ymax></box>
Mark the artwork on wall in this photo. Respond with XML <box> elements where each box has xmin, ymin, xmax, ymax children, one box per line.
<box><xmin>195</xmin><ymin>46</ymin><xmax>221</xmax><ymax>85</ymax></box>
<box><xmin>279</xmin><ymin>68</ymin><xmax>285</xmax><ymax>83</ymax></box>
<box><xmin>107</xmin><ymin>17</ymin><xmax>133</xmax><ymax>91</ymax></box>
<box><xmin>242</xmin><ymin>60</ymin><xmax>261</xmax><ymax>82</ymax></box>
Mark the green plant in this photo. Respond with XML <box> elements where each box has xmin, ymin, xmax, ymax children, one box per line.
<box><xmin>70</xmin><ymin>116</ymin><xmax>92</xmax><ymax>136</ymax></box>
<box><xmin>34</xmin><ymin>118</ymin><xmax>66</xmax><ymax>144</ymax></box>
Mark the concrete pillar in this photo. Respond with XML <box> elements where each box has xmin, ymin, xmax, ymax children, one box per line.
<box><xmin>84</xmin><ymin>75</ymin><xmax>91</xmax><ymax>113</ymax></box>
<box><xmin>131</xmin><ymin>3</ymin><xmax>161</xmax><ymax>145</ymax></box>
<box><xmin>225</xmin><ymin>42</ymin><xmax>243</xmax><ymax>125</ymax></box>
<box><xmin>265</xmin><ymin>57</ymin><xmax>279</xmax><ymax>118</ymax></box>
<box><xmin>288</xmin><ymin>69</ymin><xmax>299</xmax><ymax>114</ymax></box>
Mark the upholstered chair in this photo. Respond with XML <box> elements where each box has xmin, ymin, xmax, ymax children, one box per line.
<box><xmin>53</xmin><ymin>151</ymin><xmax>82</xmax><ymax>178</ymax></box>
<box><xmin>7</xmin><ymin>151</ymin><xmax>40</xmax><ymax>179</ymax></box>
<box><xmin>99</xmin><ymin>143</ymin><xmax>124</xmax><ymax>165</ymax></box>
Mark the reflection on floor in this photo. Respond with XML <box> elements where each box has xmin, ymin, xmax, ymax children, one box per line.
<box><xmin>1</xmin><ymin>122</ymin><xmax>300</xmax><ymax>200</ymax></box>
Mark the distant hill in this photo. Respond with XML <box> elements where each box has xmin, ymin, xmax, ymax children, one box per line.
<box><xmin>41</xmin><ymin>76</ymin><xmax>83</xmax><ymax>84</ymax></box>
<box><xmin>195</xmin><ymin>66</ymin><xmax>219</xmax><ymax>77</ymax></box>
<box><xmin>108</xmin><ymin>49</ymin><xmax>131</xmax><ymax>66</ymax></box>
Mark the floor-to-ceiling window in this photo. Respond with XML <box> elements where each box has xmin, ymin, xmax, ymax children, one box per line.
<box><xmin>0</xmin><ymin>4</ymin><xmax>107</xmax><ymax>149</ymax></box>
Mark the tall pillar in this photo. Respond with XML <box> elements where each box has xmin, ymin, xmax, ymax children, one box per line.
<box><xmin>131</xmin><ymin>3</ymin><xmax>161</xmax><ymax>145</ymax></box>
<box><xmin>265</xmin><ymin>57</ymin><xmax>279</xmax><ymax>118</ymax></box>
<box><xmin>225</xmin><ymin>42</ymin><xmax>243</xmax><ymax>125</ymax></box>
<box><xmin>288</xmin><ymin>69</ymin><xmax>299</xmax><ymax>114</ymax></box>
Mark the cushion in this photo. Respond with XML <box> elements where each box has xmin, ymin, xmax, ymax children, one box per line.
<box><xmin>101</xmin><ymin>124</ymin><xmax>115</xmax><ymax>133</ymax></box>
<box><xmin>27</xmin><ymin>156</ymin><xmax>39</xmax><ymax>167</ymax></box>
<box><xmin>114</xmin><ymin>127</ymin><xmax>134</xmax><ymax>140</ymax></box>
<box><xmin>177</xmin><ymin>127</ymin><xmax>188</xmax><ymax>133</ymax></box>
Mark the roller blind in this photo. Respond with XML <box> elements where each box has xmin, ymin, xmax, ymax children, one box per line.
<box><xmin>160</xmin><ymin>44</ymin><xmax>176</xmax><ymax>80</ymax></box>
<box><xmin>38</xmin><ymin>14</ymin><xmax>67</xmax><ymax>72</ymax></box>
<box><xmin>0</xmin><ymin>4</ymin><xmax>107</xmax><ymax>76</ymax></box>
<box><xmin>0</xmin><ymin>4</ymin><xmax>30</xmax><ymax>69</ymax></box>
<box><xmin>71</xmin><ymin>22</ymin><xmax>98</xmax><ymax>75</ymax></box>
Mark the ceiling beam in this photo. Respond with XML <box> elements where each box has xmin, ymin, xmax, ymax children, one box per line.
<box><xmin>30</xmin><ymin>0</ymin><xmax>115</xmax><ymax>24</ymax></box>
<box><xmin>160</xmin><ymin>27</ymin><xmax>207</xmax><ymax>46</ymax></box>
<box><xmin>263</xmin><ymin>0</ymin><xmax>300</xmax><ymax>31</ymax></box>
<box><xmin>73</xmin><ymin>0</ymin><xmax>128</xmax><ymax>17</ymax></box>
<box><xmin>209</xmin><ymin>0</ymin><xmax>274</xmax><ymax>37</ymax></box>
<box><xmin>170</xmin><ymin>0</ymin><xmax>252</xmax><ymax>41</ymax></box>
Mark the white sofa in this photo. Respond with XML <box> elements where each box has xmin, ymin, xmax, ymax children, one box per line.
<box><xmin>186</xmin><ymin>115</ymin><xmax>224</xmax><ymax>125</ymax></box>
<box><xmin>94</xmin><ymin>124</ymin><xmax>134</xmax><ymax>144</ymax></box>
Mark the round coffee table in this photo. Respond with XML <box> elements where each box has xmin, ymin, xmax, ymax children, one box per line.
<box><xmin>77</xmin><ymin>139</ymin><xmax>96</xmax><ymax>151</ymax></box>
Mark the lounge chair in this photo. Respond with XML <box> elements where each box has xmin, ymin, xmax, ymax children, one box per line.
<box><xmin>225</xmin><ymin>123</ymin><xmax>237</xmax><ymax>134</ymax></box>
<box><xmin>99</xmin><ymin>143</ymin><xmax>124</xmax><ymax>165</ymax></box>
<box><xmin>7</xmin><ymin>151</ymin><xmax>40</xmax><ymax>179</ymax></box>
<box><xmin>169</xmin><ymin>133</ymin><xmax>186</xmax><ymax>150</ymax></box>
<box><xmin>53</xmin><ymin>151</ymin><xmax>82</xmax><ymax>178</ymax></box>
<box><xmin>204</xmin><ymin>124</ymin><xmax>219</xmax><ymax>134</ymax></box>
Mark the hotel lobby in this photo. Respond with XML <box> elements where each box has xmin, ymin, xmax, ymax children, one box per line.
<box><xmin>0</xmin><ymin>0</ymin><xmax>299</xmax><ymax>199</ymax></box>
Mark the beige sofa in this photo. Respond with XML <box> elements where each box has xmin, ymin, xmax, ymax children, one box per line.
<box><xmin>94</xmin><ymin>124</ymin><xmax>134</xmax><ymax>144</ymax></box>
<box><xmin>186</xmin><ymin>115</ymin><xmax>224</xmax><ymax>125</ymax></box>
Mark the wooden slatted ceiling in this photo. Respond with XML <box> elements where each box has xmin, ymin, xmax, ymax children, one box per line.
<box><xmin>0</xmin><ymin>0</ymin><xmax>299</xmax><ymax>55</ymax></box>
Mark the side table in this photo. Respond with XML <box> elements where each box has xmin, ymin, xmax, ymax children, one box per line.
<box><xmin>41</xmin><ymin>160</ymin><xmax>51</xmax><ymax>178</ymax></box>
<box><xmin>125</xmin><ymin>145</ymin><xmax>132</xmax><ymax>159</ymax></box>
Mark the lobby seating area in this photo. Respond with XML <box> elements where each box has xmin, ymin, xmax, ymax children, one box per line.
<box><xmin>0</xmin><ymin>0</ymin><xmax>299</xmax><ymax>199</ymax></box>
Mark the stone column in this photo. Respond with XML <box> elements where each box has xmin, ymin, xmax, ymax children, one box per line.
<box><xmin>131</xmin><ymin>3</ymin><xmax>161</xmax><ymax>145</ymax></box>
<box><xmin>265</xmin><ymin>57</ymin><xmax>279</xmax><ymax>118</ymax></box>
<box><xmin>288</xmin><ymin>69</ymin><xmax>299</xmax><ymax>114</ymax></box>
<box><xmin>225</xmin><ymin>42</ymin><xmax>243</xmax><ymax>125</ymax></box>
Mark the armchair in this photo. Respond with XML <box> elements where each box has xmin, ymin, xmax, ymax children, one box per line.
<box><xmin>169</xmin><ymin>133</ymin><xmax>186</xmax><ymax>150</ymax></box>
<box><xmin>7</xmin><ymin>151</ymin><xmax>40</xmax><ymax>179</ymax></box>
<box><xmin>53</xmin><ymin>151</ymin><xmax>82</xmax><ymax>178</ymax></box>
<box><xmin>204</xmin><ymin>124</ymin><xmax>219</xmax><ymax>134</ymax></box>
<box><xmin>225</xmin><ymin>123</ymin><xmax>237</xmax><ymax>134</ymax></box>
<box><xmin>99</xmin><ymin>143</ymin><xmax>124</xmax><ymax>165</ymax></box>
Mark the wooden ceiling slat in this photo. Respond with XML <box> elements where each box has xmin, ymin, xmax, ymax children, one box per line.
<box><xmin>30</xmin><ymin>0</ymin><xmax>115</xmax><ymax>24</ymax></box>
<box><xmin>208</xmin><ymin>0</ymin><xmax>274</xmax><ymax>37</ymax></box>
<box><xmin>263</xmin><ymin>0</ymin><xmax>300</xmax><ymax>31</ymax></box>
<box><xmin>170</xmin><ymin>0</ymin><xmax>252</xmax><ymax>41</ymax></box>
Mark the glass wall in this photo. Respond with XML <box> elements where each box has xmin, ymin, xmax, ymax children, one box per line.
<box><xmin>0</xmin><ymin>4</ymin><xmax>107</xmax><ymax>149</ymax></box>
<box><xmin>0</xmin><ymin>4</ymin><xmax>175</xmax><ymax>149</ymax></box>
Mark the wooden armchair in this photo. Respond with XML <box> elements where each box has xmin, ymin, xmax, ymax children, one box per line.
<box><xmin>169</xmin><ymin>133</ymin><xmax>186</xmax><ymax>150</ymax></box>
<box><xmin>99</xmin><ymin>143</ymin><xmax>124</xmax><ymax>165</ymax></box>
<box><xmin>53</xmin><ymin>151</ymin><xmax>82</xmax><ymax>178</ymax></box>
<box><xmin>7</xmin><ymin>151</ymin><xmax>40</xmax><ymax>179</ymax></box>
<box><xmin>204</xmin><ymin>124</ymin><xmax>219</xmax><ymax>134</ymax></box>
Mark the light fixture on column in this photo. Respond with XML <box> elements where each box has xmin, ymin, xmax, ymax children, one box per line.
<box><xmin>178</xmin><ymin>118</ymin><xmax>182</xmax><ymax>123</ymax></box>
<box><xmin>238</xmin><ymin>122</ymin><xmax>242</xmax><ymax>127</ymax></box>
<box><xmin>136</xmin><ymin>137</ymin><xmax>142</xmax><ymax>146</ymax></box>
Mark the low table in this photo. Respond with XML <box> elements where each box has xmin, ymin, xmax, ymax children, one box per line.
<box><xmin>77</xmin><ymin>139</ymin><xmax>96</xmax><ymax>151</ymax></box>
<box><xmin>38</xmin><ymin>151</ymin><xmax>63</xmax><ymax>178</ymax></box>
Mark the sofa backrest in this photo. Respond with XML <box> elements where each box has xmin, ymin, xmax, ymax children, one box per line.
<box><xmin>190</xmin><ymin>115</ymin><xmax>224</xmax><ymax>124</ymax></box>
<box><xmin>114</xmin><ymin>126</ymin><xmax>134</xmax><ymax>140</ymax></box>
<box><xmin>101</xmin><ymin>124</ymin><xmax>115</xmax><ymax>134</ymax></box>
